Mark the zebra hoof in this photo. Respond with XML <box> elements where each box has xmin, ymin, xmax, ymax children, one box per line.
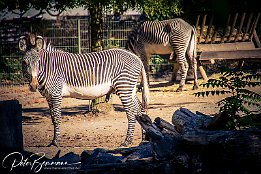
<box><xmin>176</xmin><ymin>87</ymin><xmax>183</xmax><ymax>92</ymax></box>
<box><xmin>139</xmin><ymin>140</ymin><xmax>149</xmax><ymax>146</ymax></box>
<box><xmin>193</xmin><ymin>85</ymin><xmax>199</xmax><ymax>90</ymax></box>
<box><xmin>137</xmin><ymin>86</ymin><xmax>142</xmax><ymax>92</ymax></box>
<box><xmin>47</xmin><ymin>141</ymin><xmax>58</xmax><ymax>147</ymax></box>
<box><xmin>120</xmin><ymin>142</ymin><xmax>130</xmax><ymax>147</ymax></box>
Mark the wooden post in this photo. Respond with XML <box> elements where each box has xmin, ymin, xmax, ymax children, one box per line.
<box><xmin>250</xmin><ymin>13</ymin><xmax>260</xmax><ymax>41</ymax></box>
<box><xmin>198</xmin><ymin>65</ymin><xmax>208</xmax><ymax>82</ymax></box>
<box><xmin>199</xmin><ymin>15</ymin><xmax>207</xmax><ymax>43</ymax></box>
<box><xmin>221</xmin><ymin>14</ymin><xmax>231</xmax><ymax>43</ymax></box>
<box><xmin>228</xmin><ymin>13</ymin><xmax>238</xmax><ymax>42</ymax></box>
<box><xmin>195</xmin><ymin>15</ymin><xmax>200</xmax><ymax>29</ymax></box>
<box><xmin>197</xmin><ymin>57</ymin><xmax>208</xmax><ymax>82</ymax></box>
<box><xmin>0</xmin><ymin>100</ymin><xmax>23</xmax><ymax>153</ymax></box>
<box><xmin>235</xmin><ymin>13</ymin><xmax>246</xmax><ymax>41</ymax></box>
<box><xmin>205</xmin><ymin>15</ymin><xmax>214</xmax><ymax>43</ymax></box>
<box><xmin>243</xmin><ymin>13</ymin><xmax>253</xmax><ymax>41</ymax></box>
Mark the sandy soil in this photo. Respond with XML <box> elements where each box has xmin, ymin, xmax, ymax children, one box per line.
<box><xmin>0</xmin><ymin>78</ymin><xmax>231</xmax><ymax>159</ymax></box>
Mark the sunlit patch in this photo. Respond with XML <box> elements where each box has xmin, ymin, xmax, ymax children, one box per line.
<box><xmin>62</xmin><ymin>82</ymin><xmax>112</xmax><ymax>100</ymax></box>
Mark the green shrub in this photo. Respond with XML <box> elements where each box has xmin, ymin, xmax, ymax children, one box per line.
<box><xmin>194</xmin><ymin>70</ymin><xmax>261</xmax><ymax>129</ymax></box>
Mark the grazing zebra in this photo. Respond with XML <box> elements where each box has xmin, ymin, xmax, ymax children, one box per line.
<box><xmin>19</xmin><ymin>34</ymin><xmax>149</xmax><ymax>147</ymax></box>
<box><xmin>126</xmin><ymin>18</ymin><xmax>198</xmax><ymax>92</ymax></box>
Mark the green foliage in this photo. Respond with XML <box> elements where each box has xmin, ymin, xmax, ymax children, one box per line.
<box><xmin>0</xmin><ymin>0</ymin><xmax>79</xmax><ymax>17</ymax></box>
<box><xmin>136</xmin><ymin>0</ymin><xmax>183</xmax><ymax>20</ymax></box>
<box><xmin>194</xmin><ymin>71</ymin><xmax>261</xmax><ymax>129</ymax></box>
<box><xmin>150</xmin><ymin>55</ymin><xmax>166</xmax><ymax>75</ymax></box>
<box><xmin>0</xmin><ymin>55</ymin><xmax>23</xmax><ymax>83</ymax></box>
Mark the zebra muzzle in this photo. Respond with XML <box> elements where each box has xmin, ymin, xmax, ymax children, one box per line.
<box><xmin>29</xmin><ymin>76</ymin><xmax>38</xmax><ymax>92</ymax></box>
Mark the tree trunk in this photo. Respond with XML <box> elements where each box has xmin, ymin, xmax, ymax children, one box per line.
<box><xmin>89</xmin><ymin>3</ymin><xmax>111</xmax><ymax>110</ymax></box>
<box><xmin>89</xmin><ymin>2</ymin><xmax>103</xmax><ymax>52</ymax></box>
<box><xmin>136</xmin><ymin>108</ymin><xmax>261</xmax><ymax>173</ymax></box>
<box><xmin>0</xmin><ymin>100</ymin><xmax>23</xmax><ymax>153</ymax></box>
<box><xmin>79</xmin><ymin>108</ymin><xmax>260</xmax><ymax>173</ymax></box>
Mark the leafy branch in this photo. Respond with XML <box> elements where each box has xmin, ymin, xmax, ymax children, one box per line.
<box><xmin>194</xmin><ymin>70</ymin><xmax>261</xmax><ymax>129</ymax></box>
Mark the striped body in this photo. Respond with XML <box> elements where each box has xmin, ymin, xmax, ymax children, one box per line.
<box><xmin>22</xmin><ymin>47</ymin><xmax>149</xmax><ymax>147</ymax></box>
<box><xmin>126</xmin><ymin>18</ymin><xmax>198</xmax><ymax>91</ymax></box>
<box><xmin>37</xmin><ymin>49</ymin><xmax>142</xmax><ymax>99</ymax></box>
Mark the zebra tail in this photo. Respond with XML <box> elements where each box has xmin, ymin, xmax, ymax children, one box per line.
<box><xmin>187</xmin><ymin>26</ymin><xmax>197</xmax><ymax>60</ymax></box>
<box><xmin>141</xmin><ymin>64</ymin><xmax>149</xmax><ymax>112</ymax></box>
<box><xmin>192</xmin><ymin>26</ymin><xmax>197</xmax><ymax>59</ymax></box>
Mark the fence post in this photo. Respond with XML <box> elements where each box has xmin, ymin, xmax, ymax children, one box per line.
<box><xmin>78</xmin><ymin>19</ymin><xmax>82</xmax><ymax>54</ymax></box>
<box><xmin>0</xmin><ymin>100</ymin><xmax>23</xmax><ymax>153</ymax></box>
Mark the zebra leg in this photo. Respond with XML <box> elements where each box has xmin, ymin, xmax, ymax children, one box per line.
<box><xmin>121</xmin><ymin>106</ymin><xmax>137</xmax><ymax>147</ymax></box>
<box><xmin>117</xmin><ymin>92</ymin><xmax>140</xmax><ymax>147</ymax></box>
<box><xmin>172</xmin><ymin>60</ymin><xmax>179</xmax><ymax>82</ymax></box>
<box><xmin>141</xmin><ymin>52</ymin><xmax>150</xmax><ymax>87</ymax></box>
<box><xmin>46</xmin><ymin>96</ymin><xmax>62</xmax><ymax>147</ymax></box>
<box><xmin>191</xmin><ymin>58</ymin><xmax>199</xmax><ymax>90</ymax></box>
<box><xmin>187</xmin><ymin>43</ymin><xmax>199</xmax><ymax>90</ymax></box>
<box><xmin>133</xmin><ymin>95</ymin><xmax>149</xmax><ymax>144</ymax></box>
<box><xmin>176</xmin><ymin>60</ymin><xmax>189</xmax><ymax>92</ymax></box>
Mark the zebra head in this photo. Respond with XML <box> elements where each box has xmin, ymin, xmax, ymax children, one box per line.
<box><xmin>19</xmin><ymin>33</ymin><xmax>46</xmax><ymax>92</ymax></box>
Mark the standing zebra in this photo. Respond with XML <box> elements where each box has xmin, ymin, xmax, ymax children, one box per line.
<box><xmin>19</xmin><ymin>34</ymin><xmax>149</xmax><ymax>147</ymax></box>
<box><xmin>126</xmin><ymin>18</ymin><xmax>198</xmax><ymax>92</ymax></box>
<box><xmin>19</xmin><ymin>33</ymin><xmax>99</xmax><ymax>110</ymax></box>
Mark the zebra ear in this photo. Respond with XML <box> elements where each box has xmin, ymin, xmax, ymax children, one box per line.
<box><xmin>18</xmin><ymin>36</ymin><xmax>27</xmax><ymax>52</ymax></box>
<box><xmin>35</xmin><ymin>36</ymin><xmax>45</xmax><ymax>50</ymax></box>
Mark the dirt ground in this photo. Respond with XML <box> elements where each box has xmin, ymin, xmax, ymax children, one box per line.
<box><xmin>0</xmin><ymin>77</ymin><xmax>242</xmax><ymax>159</ymax></box>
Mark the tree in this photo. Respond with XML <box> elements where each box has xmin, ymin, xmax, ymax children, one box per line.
<box><xmin>135</xmin><ymin>0</ymin><xmax>182</xmax><ymax>20</ymax></box>
<box><xmin>0</xmin><ymin>0</ymin><xmax>183</xmax><ymax>50</ymax></box>
<box><xmin>0</xmin><ymin>0</ymin><xmax>78</xmax><ymax>17</ymax></box>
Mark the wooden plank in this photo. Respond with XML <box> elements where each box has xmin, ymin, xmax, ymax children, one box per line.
<box><xmin>253</xmin><ymin>30</ymin><xmax>261</xmax><ymax>48</ymax></box>
<box><xmin>228</xmin><ymin>13</ymin><xmax>238</xmax><ymax>42</ymax></box>
<box><xmin>235</xmin><ymin>13</ymin><xmax>246</xmax><ymax>41</ymax></box>
<box><xmin>250</xmin><ymin>13</ymin><xmax>260</xmax><ymax>41</ymax></box>
<box><xmin>199</xmin><ymin>48</ymin><xmax>261</xmax><ymax>60</ymax></box>
<box><xmin>198</xmin><ymin>42</ymin><xmax>255</xmax><ymax>52</ymax></box>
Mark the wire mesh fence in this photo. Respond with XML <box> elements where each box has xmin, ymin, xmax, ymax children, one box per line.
<box><xmin>0</xmin><ymin>20</ymin><xmax>25</xmax><ymax>85</ymax></box>
<box><xmin>44</xmin><ymin>17</ymin><xmax>91</xmax><ymax>54</ymax></box>
<box><xmin>0</xmin><ymin>17</ymin><xmax>91</xmax><ymax>85</ymax></box>
<box><xmin>103</xmin><ymin>16</ymin><xmax>136</xmax><ymax>49</ymax></box>
<box><xmin>0</xmin><ymin>15</ymin><xmax>174</xmax><ymax>86</ymax></box>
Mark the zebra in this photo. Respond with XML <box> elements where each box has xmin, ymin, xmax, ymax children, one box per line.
<box><xmin>20</xmin><ymin>33</ymin><xmax>100</xmax><ymax>110</ymax></box>
<box><xmin>126</xmin><ymin>18</ymin><xmax>198</xmax><ymax>92</ymax></box>
<box><xmin>19</xmin><ymin>34</ymin><xmax>149</xmax><ymax>147</ymax></box>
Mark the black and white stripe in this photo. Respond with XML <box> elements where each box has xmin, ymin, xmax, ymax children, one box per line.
<box><xmin>20</xmin><ymin>35</ymin><xmax>149</xmax><ymax>147</ymax></box>
<box><xmin>126</xmin><ymin>18</ymin><xmax>198</xmax><ymax>92</ymax></box>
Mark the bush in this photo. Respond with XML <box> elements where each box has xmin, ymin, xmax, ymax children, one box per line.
<box><xmin>194</xmin><ymin>70</ymin><xmax>261</xmax><ymax>129</ymax></box>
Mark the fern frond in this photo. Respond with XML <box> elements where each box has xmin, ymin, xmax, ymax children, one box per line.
<box><xmin>242</xmin><ymin>74</ymin><xmax>261</xmax><ymax>81</ymax></box>
<box><xmin>194</xmin><ymin>90</ymin><xmax>230</xmax><ymax>97</ymax></box>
